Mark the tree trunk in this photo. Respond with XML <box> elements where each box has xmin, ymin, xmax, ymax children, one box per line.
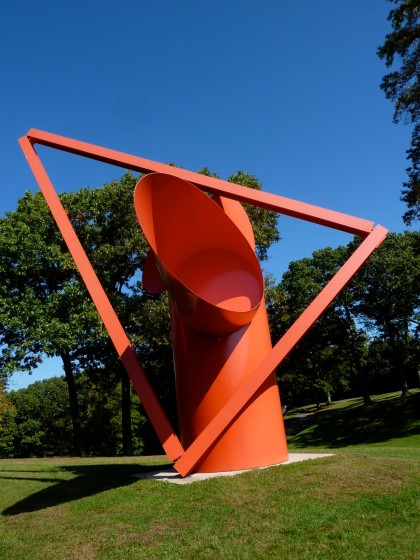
<box><xmin>400</xmin><ymin>320</ymin><xmax>410</xmax><ymax>397</ymax></box>
<box><xmin>389</xmin><ymin>328</ymin><xmax>410</xmax><ymax>397</ymax></box>
<box><xmin>343</xmin><ymin>304</ymin><xmax>372</xmax><ymax>406</ymax></box>
<box><xmin>121</xmin><ymin>367</ymin><xmax>133</xmax><ymax>455</ymax></box>
<box><xmin>359</xmin><ymin>365</ymin><xmax>373</xmax><ymax>406</ymax></box>
<box><xmin>395</xmin><ymin>348</ymin><xmax>409</xmax><ymax>397</ymax></box>
<box><xmin>60</xmin><ymin>351</ymin><xmax>84</xmax><ymax>455</ymax></box>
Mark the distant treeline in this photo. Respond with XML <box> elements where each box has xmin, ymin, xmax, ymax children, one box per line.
<box><xmin>0</xmin><ymin>173</ymin><xmax>418</xmax><ymax>457</ymax></box>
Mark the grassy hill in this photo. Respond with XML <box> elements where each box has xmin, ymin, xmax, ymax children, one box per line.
<box><xmin>285</xmin><ymin>389</ymin><xmax>420</xmax><ymax>452</ymax></box>
<box><xmin>0</xmin><ymin>391</ymin><xmax>419</xmax><ymax>560</ymax></box>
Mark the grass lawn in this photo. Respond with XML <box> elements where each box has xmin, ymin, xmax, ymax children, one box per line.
<box><xmin>0</xmin><ymin>391</ymin><xmax>419</xmax><ymax>559</ymax></box>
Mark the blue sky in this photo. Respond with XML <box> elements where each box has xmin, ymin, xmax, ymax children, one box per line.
<box><xmin>1</xmin><ymin>1</ymin><xmax>414</xmax><ymax>389</ymax></box>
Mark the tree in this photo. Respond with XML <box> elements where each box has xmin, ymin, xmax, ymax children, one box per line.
<box><xmin>266</xmin><ymin>249</ymin><xmax>360</xmax><ymax>408</ymax></box>
<box><xmin>378</xmin><ymin>0</ymin><xmax>420</xmax><ymax>224</ymax></box>
<box><xmin>60</xmin><ymin>173</ymin><xmax>150</xmax><ymax>454</ymax></box>
<box><xmin>265</xmin><ymin>242</ymin><xmax>383</xmax><ymax>408</ymax></box>
<box><xmin>76</xmin><ymin>373</ymin><xmax>146</xmax><ymax>456</ymax></box>
<box><xmin>0</xmin><ymin>383</ymin><xmax>17</xmax><ymax>457</ymax></box>
<box><xmin>4</xmin><ymin>377</ymin><xmax>73</xmax><ymax>457</ymax></box>
<box><xmin>1</xmin><ymin>168</ymin><xmax>280</xmax><ymax>455</ymax></box>
<box><xmin>0</xmin><ymin>377</ymin><xmax>146</xmax><ymax>458</ymax></box>
<box><xmin>198</xmin><ymin>168</ymin><xmax>280</xmax><ymax>261</ymax></box>
<box><xmin>350</xmin><ymin>231</ymin><xmax>420</xmax><ymax>395</ymax></box>
<box><xmin>0</xmin><ymin>173</ymin><xmax>149</xmax><ymax>454</ymax></box>
<box><xmin>0</xmin><ymin>190</ymin><xmax>100</xmax><ymax>453</ymax></box>
<box><xmin>227</xmin><ymin>171</ymin><xmax>280</xmax><ymax>261</ymax></box>
<box><xmin>266</xmin><ymin>232</ymin><xmax>419</xmax><ymax>407</ymax></box>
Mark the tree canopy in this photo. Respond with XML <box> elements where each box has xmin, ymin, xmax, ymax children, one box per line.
<box><xmin>0</xmin><ymin>173</ymin><xmax>149</xmax><ymax>454</ymax></box>
<box><xmin>378</xmin><ymin>0</ymin><xmax>420</xmax><ymax>224</ymax></box>
<box><xmin>266</xmin><ymin>231</ymin><xmax>419</xmax><ymax>408</ymax></box>
<box><xmin>349</xmin><ymin>231</ymin><xmax>420</xmax><ymax>395</ymax></box>
<box><xmin>2</xmin><ymin>164</ymin><xmax>418</xmax><ymax>458</ymax></box>
<box><xmin>1</xmin><ymin>227</ymin><xmax>418</xmax><ymax>457</ymax></box>
<box><xmin>0</xmin><ymin>169</ymin><xmax>280</xmax><ymax>456</ymax></box>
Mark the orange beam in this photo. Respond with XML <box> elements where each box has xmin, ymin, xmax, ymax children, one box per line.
<box><xmin>18</xmin><ymin>135</ymin><xmax>184</xmax><ymax>461</ymax></box>
<box><xmin>174</xmin><ymin>225</ymin><xmax>388</xmax><ymax>476</ymax></box>
<box><xmin>25</xmin><ymin>129</ymin><xmax>374</xmax><ymax>237</ymax></box>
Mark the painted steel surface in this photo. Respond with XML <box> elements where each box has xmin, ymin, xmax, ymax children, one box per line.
<box><xmin>134</xmin><ymin>173</ymin><xmax>287</xmax><ymax>472</ymax></box>
<box><xmin>19</xmin><ymin>129</ymin><xmax>388</xmax><ymax>476</ymax></box>
<box><xmin>134</xmin><ymin>173</ymin><xmax>263</xmax><ymax>336</ymax></box>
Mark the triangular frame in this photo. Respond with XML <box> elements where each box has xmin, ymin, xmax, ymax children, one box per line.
<box><xmin>19</xmin><ymin>129</ymin><xmax>388</xmax><ymax>476</ymax></box>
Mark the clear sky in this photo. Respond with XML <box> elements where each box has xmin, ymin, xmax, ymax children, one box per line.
<box><xmin>1</xmin><ymin>1</ymin><xmax>414</xmax><ymax>389</ymax></box>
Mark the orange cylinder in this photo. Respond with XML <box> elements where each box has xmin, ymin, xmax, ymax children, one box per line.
<box><xmin>135</xmin><ymin>173</ymin><xmax>263</xmax><ymax>336</ymax></box>
<box><xmin>134</xmin><ymin>172</ymin><xmax>288</xmax><ymax>472</ymax></box>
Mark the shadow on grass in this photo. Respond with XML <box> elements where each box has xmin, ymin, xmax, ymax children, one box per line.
<box><xmin>1</xmin><ymin>462</ymin><xmax>171</xmax><ymax>517</ymax></box>
<box><xmin>285</xmin><ymin>391</ymin><xmax>420</xmax><ymax>449</ymax></box>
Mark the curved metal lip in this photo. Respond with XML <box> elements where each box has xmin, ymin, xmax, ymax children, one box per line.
<box><xmin>134</xmin><ymin>172</ymin><xmax>264</xmax><ymax>319</ymax></box>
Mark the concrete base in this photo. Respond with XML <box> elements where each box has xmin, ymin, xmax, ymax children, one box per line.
<box><xmin>134</xmin><ymin>453</ymin><xmax>334</xmax><ymax>485</ymax></box>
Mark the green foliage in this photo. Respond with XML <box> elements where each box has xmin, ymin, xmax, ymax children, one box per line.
<box><xmin>266</xmin><ymin>232</ymin><xmax>419</xmax><ymax>408</ymax></box>
<box><xmin>378</xmin><ymin>0</ymin><xmax>420</xmax><ymax>224</ymax></box>
<box><xmin>351</xmin><ymin>231</ymin><xmax>420</xmax><ymax>393</ymax></box>
<box><xmin>227</xmin><ymin>170</ymin><xmax>280</xmax><ymax>261</ymax></box>
<box><xmin>132</xmin><ymin>292</ymin><xmax>176</xmax><ymax>422</ymax></box>
<box><xmin>1</xmin><ymin>167</ymin><xmax>280</xmax><ymax>457</ymax></box>
<box><xmin>4</xmin><ymin>164</ymin><xmax>416</xmax><ymax>457</ymax></box>
<box><xmin>0</xmin><ymin>384</ymin><xmax>17</xmax><ymax>457</ymax></box>
<box><xmin>351</xmin><ymin>231</ymin><xmax>420</xmax><ymax>339</ymax></box>
<box><xmin>0</xmin><ymin>189</ymin><xmax>106</xmax><ymax>372</ymax></box>
<box><xmin>61</xmin><ymin>172</ymin><xmax>149</xmax><ymax>298</ymax></box>
<box><xmin>0</xmin><ymin>172</ymin><xmax>152</xmax><ymax>454</ymax></box>
<box><xmin>264</xmin><ymin>273</ymin><xmax>290</xmax><ymax>343</ymax></box>
<box><xmin>0</xmin><ymin>171</ymin><xmax>153</xmax><ymax>376</ymax></box>
<box><xmin>2</xmin><ymin>377</ymin><xmax>73</xmax><ymax>457</ymax></box>
<box><xmin>198</xmin><ymin>167</ymin><xmax>280</xmax><ymax>260</ymax></box>
<box><xmin>78</xmin><ymin>374</ymin><xmax>146</xmax><ymax>456</ymax></box>
<box><xmin>0</xmin><ymin>376</ymin><xmax>147</xmax><ymax>458</ymax></box>
<box><xmin>267</xmin><ymin>247</ymin><xmax>362</xmax><ymax>408</ymax></box>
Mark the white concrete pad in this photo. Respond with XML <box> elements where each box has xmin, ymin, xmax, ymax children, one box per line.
<box><xmin>134</xmin><ymin>453</ymin><xmax>334</xmax><ymax>485</ymax></box>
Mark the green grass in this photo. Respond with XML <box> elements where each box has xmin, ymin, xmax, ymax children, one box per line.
<box><xmin>285</xmin><ymin>389</ymin><xmax>420</xmax><ymax>451</ymax></box>
<box><xmin>1</xmin><ymin>391</ymin><xmax>419</xmax><ymax>560</ymax></box>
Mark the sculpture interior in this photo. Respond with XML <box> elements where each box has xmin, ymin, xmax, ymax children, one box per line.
<box><xmin>19</xmin><ymin>130</ymin><xmax>388</xmax><ymax>476</ymax></box>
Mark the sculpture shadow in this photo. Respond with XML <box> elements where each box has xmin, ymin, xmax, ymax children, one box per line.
<box><xmin>1</xmin><ymin>462</ymin><xmax>171</xmax><ymax>517</ymax></box>
<box><xmin>285</xmin><ymin>391</ymin><xmax>420</xmax><ymax>449</ymax></box>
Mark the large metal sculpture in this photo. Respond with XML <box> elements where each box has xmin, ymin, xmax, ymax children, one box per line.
<box><xmin>19</xmin><ymin>130</ymin><xmax>388</xmax><ymax>476</ymax></box>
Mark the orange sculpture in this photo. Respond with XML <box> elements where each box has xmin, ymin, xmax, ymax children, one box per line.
<box><xmin>19</xmin><ymin>129</ymin><xmax>388</xmax><ymax>476</ymax></box>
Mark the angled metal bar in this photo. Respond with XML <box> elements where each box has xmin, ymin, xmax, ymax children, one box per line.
<box><xmin>19</xmin><ymin>129</ymin><xmax>388</xmax><ymax>477</ymax></box>
<box><xmin>173</xmin><ymin>225</ymin><xmax>388</xmax><ymax>476</ymax></box>
<box><xmin>25</xmin><ymin>129</ymin><xmax>374</xmax><ymax>237</ymax></box>
<box><xmin>18</xmin><ymin>135</ymin><xmax>184</xmax><ymax>461</ymax></box>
